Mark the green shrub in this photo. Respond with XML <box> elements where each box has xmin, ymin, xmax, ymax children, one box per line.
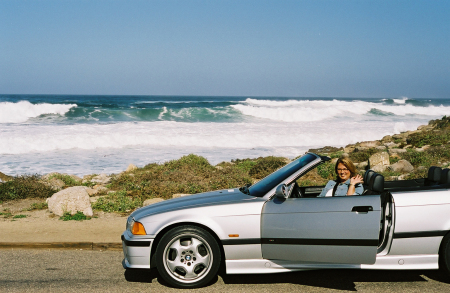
<box><xmin>92</xmin><ymin>190</ymin><xmax>143</xmax><ymax>213</ymax></box>
<box><xmin>0</xmin><ymin>175</ymin><xmax>55</xmax><ymax>202</ymax></box>
<box><xmin>25</xmin><ymin>202</ymin><xmax>48</xmax><ymax>211</ymax></box>
<box><xmin>349</xmin><ymin>148</ymin><xmax>378</xmax><ymax>163</ymax></box>
<box><xmin>229</xmin><ymin>158</ymin><xmax>258</xmax><ymax>173</ymax></box>
<box><xmin>13</xmin><ymin>214</ymin><xmax>27</xmax><ymax>219</ymax></box>
<box><xmin>59</xmin><ymin>211</ymin><xmax>90</xmax><ymax>221</ymax></box>
<box><xmin>0</xmin><ymin>211</ymin><xmax>12</xmax><ymax>218</ymax></box>
<box><xmin>317</xmin><ymin>162</ymin><xmax>335</xmax><ymax>180</ymax></box>
<box><xmin>108</xmin><ymin>154</ymin><xmax>252</xmax><ymax>200</ymax></box>
<box><xmin>48</xmin><ymin>174</ymin><xmax>80</xmax><ymax>187</ymax></box>
<box><xmin>248</xmin><ymin>156</ymin><xmax>287</xmax><ymax>179</ymax></box>
<box><xmin>401</xmin><ymin>149</ymin><xmax>432</xmax><ymax>167</ymax></box>
<box><xmin>406</xmin><ymin>131</ymin><xmax>450</xmax><ymax>148</ymax></box>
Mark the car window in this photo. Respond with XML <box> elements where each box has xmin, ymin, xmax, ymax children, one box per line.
<box><xmin>248</xmin><ymin>153</ymin><xmax>318</xmax><ymax>197</ymax></box>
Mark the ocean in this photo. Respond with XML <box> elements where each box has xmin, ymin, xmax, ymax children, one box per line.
<box><xmin>1</xmin><ymin>95</ymin><xmax>449</xmax><ymax>176</ymax></box>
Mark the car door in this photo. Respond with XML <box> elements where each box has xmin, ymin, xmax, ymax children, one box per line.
<box><xmin>261</xmin><ymin>195</ymin><xmax>381</xmax><ymax>264</ymax></box>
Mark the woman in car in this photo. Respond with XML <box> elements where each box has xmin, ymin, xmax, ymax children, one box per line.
<box><xmin>318</xmin><ymin>157</ymin><xmax>364</xmax><ymax>197</ymax></box>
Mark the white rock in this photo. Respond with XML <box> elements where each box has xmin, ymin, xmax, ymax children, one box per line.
<box><xmin>359</xmin><ymin>141</ymin><xmax>381</xmax><ymax>148</ymax></box>
<box><xmin>143</xmin><ymin>198</ymin><xmax>165</xmax><ymax>206</ymax></box>
<box><xmin>355</xmin><ymin>161</ymin><xmax>368</xmax><ymax>169</ymax></box>
<box><xmin>389</xmin><ymin>160</ymin><xmax>414</xmax><ymax>173</ymax></box>
<box><xmin>125</xmin><ymin>164</ymin><xmax>138</xmax><ymax>172</ymax></box>
<box><xmin>91</xmin><ymin>174</ymin><xmax>111</xmax><ymax>185</ymax></box>
<box><xmin>372</xmin><ymin>165</ymin><xmax>388</xmax><ymax>173</ymax></box>
<box><xmin>369</xmin><ymin>152</ymin><xmax>390</xmax><ymax>166</ymax></box>
<box><xmin>389</xmin><ymin>148</ymin><xmax>407</xmax><ymax>154</ymax></box>
<box><xmin>172</xmin><ymin>194</ymin><xmax>190</xmax><ymax>198</ymax></box>
<box><xmin>46</xmin><ymin>186</ymin><xmax>93</xmax><ymax>217</ymax></box>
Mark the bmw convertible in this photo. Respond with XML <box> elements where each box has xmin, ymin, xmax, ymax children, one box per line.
<box><xmin>121</xmin><ymin>152</ymin><xmax>450</xmax><ymax>288</ymax></box>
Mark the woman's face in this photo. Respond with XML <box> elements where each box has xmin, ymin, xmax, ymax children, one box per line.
<box><xmin>337</xmin><ymin>163</ymin><xmax>351</xmax><ymax>182</ymax></box>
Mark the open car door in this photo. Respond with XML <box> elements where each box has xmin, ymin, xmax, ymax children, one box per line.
<box><xmin>261</xmin><ymin>195</ymin><xmax>381</xmax><ymax>264</ymax></box>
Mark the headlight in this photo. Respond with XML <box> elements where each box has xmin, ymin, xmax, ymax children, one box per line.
<box><xmin>126</xmin><ymin>217</ymin><xmax>147</xmax><ymax>235</ymax></box>
<box><xmin>126</xmin><ymin>217</ymin><xmax>135</xmax><ymax>231</ymax></box>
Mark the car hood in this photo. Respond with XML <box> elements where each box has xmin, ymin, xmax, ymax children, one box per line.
<box><xmin>130</xmin><ymin>188</ymin><xmax>255</xmax><ymax>220</ymax></box>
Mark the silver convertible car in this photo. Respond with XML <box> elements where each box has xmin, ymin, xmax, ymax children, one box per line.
<box><xmin>121</xmin><ymin>152</ymin><xmax>450</xmax><ymax>288</ymax></box>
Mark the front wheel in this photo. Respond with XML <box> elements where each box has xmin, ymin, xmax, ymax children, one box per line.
<box><xmin>155</xmin><ymin>225</ymin><xmax>221</xmax><ymax>288</ymax></box>
<box><xmin>439</xmin><ymin>233</ymin><xmax>450</xmax><ymax>279</ymax></box>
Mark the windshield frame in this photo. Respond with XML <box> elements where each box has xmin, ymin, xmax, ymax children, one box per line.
<box><xmin>246</xmin><ymin>153</ymin><xmax>323</xmax><ymax>198</ymax></box>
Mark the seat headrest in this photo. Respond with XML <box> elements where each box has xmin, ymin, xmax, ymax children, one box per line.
<box><xmin>440</xmin><ymin>168</ymin><xmax>450</xmax><ymax>184</ymax></box>
<box><xmin>428</xmin><ymin>166</ymin><xmax>442</xmax><ymax>182</ymax></box>
<box><xmin>369</xmin><ymin>173</ymin><xmax>384</xmax><ymax>193</ymax></box>
<box><xmin>363</xmin><ymin>169</ymin><xmax>375</xmax><ymax>185</ymax></box>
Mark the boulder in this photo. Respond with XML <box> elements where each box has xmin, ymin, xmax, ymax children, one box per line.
<box><xmin>143</xmin><ymin>198</ymin><xmax>165</xmax><ymax>206</ymax></box>
<box><xmin>372</xmin><ymin>165</ymin><xmax>388</xmax><ymax>173</ymax></box>
<box><xmin>355</xmin><ymin>161</ymin><xmax>368</xmax><ymax>169</ymax></box>
<box><xmin>46</xmin><ymin>186</ymin><xmax>93</xmax><ymax>217</ymax></box>
<box><xmin>47</xmin><ymin>178</ymin><xmax>65</xmax><ymax>190</ymax></box>
<box><xmin>384</xmin><ymin>142</ymin><xmax>399</xmax><ymax>148</ymax></box>
<box><xmin>69</xmin><ymin>174</ymin><xmax>82</xmax><ymax>182</ymax></box>
<box><xmin>381</xmin><ymin>135</ymin><xmax>393</xmax><ymax>143</ymax></box>
<box><xmin>344</xmin><ymin>145</ymin><xmax>356</xmax><ymax>153</ymax></box>
<box><xmin>84</xmin><ymin>186</ymin><xmax>107</xmax><ymax>196</ymax></box>
<box><xmin>376</xmin><ymin>146</ymin><xmax>387</xmax><ymax>150</ymax></box>
<box><xmin>389</xmin><ymin>148</ymin><xmax>407</xmax><ymax>154</ymax></box>
<box><xmin>91</xmin><ymin>174</ymin><xmax>111</xmax><ymax>185</ymax></box>
<box><xmin>125</xmin><ymin>164</ymin><xmax>138</xmax><ymax>172</ymax></box>
<box><xmin>389</xmin><ymin>160</ymin><xmax>414</xmax><ymax>173</ymax></box>
<box><xmin>359</xmin><ymin>141</ymin><xmax>381</xmax><ymax>148</ymax></box>
<box><xmin>308</xmin><ymin>146</ymin><xmax>343</xmax><ymax>154</ymax></box>
<box><xmin>417</xmin><ymin>125</ymin><xmax>434</xmax><ymax>131</ymax></box>
<box><xmin>0</xmin><ymin>172</ymin><xmax>13</xmax><ymax>182</ymax></box>
<box><xmin>369</xmin><ymin>152</ymin><xmax>389</xmax><ymax>167</ymax></box>
<box><xmin>172</xmin><ymin>194</ymin><xmax>190</xmax><ymax>199</ymax></box>
<box><xmin>355</xmin><ymin>146</ymin><xmax>368</xmax><ymax>151</ymax></box>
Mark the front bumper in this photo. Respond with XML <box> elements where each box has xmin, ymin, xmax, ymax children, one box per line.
<box><xmin>121</xmin><ymin>231</ymin><xmax>154</xmax><ymax>269</ymax></box>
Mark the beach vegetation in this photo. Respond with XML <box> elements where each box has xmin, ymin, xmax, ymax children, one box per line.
<box><xmin>349</xmin><ymin>148</ymin><xmax>378</xmax><ymax>163</ymax></box>
<box><xmin>92</xmin><ymin>190</ymin><xmax>142</xmax><ymax>213</ymax></box>
<box><xmin>59</xmin><ymin>211</ymin><xmax>91</xmax><ymax>221</ymax></box>
<box><xmin>0</xmin><ymin>174</ymin><xmax>55</xmax><ymax>202</ymax></box>
<box><xmin>24</xmin><ymin>202</ymin><xmax>48</xmax><ymax>211</ymax></box>
<box><xmin>107</xmin><ymin>154</ymin><xmax>252</xmax><ymax>200</ymax></box>
<box><xmin>12</xmin><ymin>214</ymin><xmax>27</xmax><ymax>219</ymax></box>
<box><xmin>317</xmin><ymin>162</ymin><xmax>335</xmax><ymax>180</ymax></box>
<box><xmin>248</xmin><ymin>156</ymin><xmax>288</xmax><ymax>179</ymax></box>
<box><xmin>48</xmin><ymin>174</ymin><xmax>80</xmax><ymax>187</ymax></box>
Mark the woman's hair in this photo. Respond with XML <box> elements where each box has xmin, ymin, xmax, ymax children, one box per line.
<box><xmin>335</xmin><ymin>157</ymin><xmax>357</xmax><ymax>181</ymax></box>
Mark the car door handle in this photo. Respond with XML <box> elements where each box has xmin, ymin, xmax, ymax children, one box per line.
<box><xmin>352</xmin><ymin>206</ymin><xmax>373</xmax><ymax>212</ymax></box>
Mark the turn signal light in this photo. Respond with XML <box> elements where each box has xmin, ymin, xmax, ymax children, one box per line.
<box><xmin>228</xmin><ymin>234</ymin><xmax>239</xmax><ymax>237</ymax></box>
<box><xmin>131</xmin><ymin>222</ymin><xmax>147</xmax><ymax>235</ymax></box>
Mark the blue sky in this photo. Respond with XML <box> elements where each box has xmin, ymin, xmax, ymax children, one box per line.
<box><xmin>1</xmin><ymin>0</ymin><xmax>449</xmax><ymax>98</ymax></box>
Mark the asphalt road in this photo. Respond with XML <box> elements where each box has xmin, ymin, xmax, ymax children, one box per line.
<box><xmin>1</xmin><ymin>249</ymin><xmax>450</xmax><ymax>292</ymax></box>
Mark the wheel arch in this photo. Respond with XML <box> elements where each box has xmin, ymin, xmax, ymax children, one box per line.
<box><xmin>150</xmin><ymin>221</ymin><xmax>226</xmax><ymax>271</ymax></box>
<box><xmin>438</xmin><ymin>230</ymin><xmax>450</xmax><ymax>268</ymax></box>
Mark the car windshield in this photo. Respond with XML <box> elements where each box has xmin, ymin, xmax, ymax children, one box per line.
<box><xmin>246</xmin><ymin>153</ymin><xmax>319</xmax><ymax>197</ymax></box>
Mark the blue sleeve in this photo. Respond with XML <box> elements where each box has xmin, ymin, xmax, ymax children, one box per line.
<box><xmin>354</xmin><ymin>183</ymin><xmax>364</xmax><ymax>195</ymax></box>
<box><xmin>318</xmin><ymin>180</ymin><xmax>334</xmax><ymax>197</ymax></box>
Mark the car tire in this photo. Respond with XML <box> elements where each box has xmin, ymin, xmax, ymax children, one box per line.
<box><xmin>155</xmin><ymin>225</ymin><xmax>221</xmax><ymax>288</ymax></box>
<box><xmin>439</xmin><ymin>232</ymin><xmax>450</xmax><ymax>279</ymax></box>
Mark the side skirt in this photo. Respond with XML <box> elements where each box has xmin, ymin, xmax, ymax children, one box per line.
<box><xmin>225</xmin><ymin>254</ymin><xmax>439</xmax><ymax>274</ymax></box>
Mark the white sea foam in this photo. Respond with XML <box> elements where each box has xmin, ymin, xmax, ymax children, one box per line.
<box><xmin>0</xmin><ymin>101</ymin><xmax>76</xmax><ymax>123</ymax></box>
<box><xmin>158</xmin><ymin>106</ymin><xmax>168</xmax><ymax>120</ymax></box>
<box><xmin>231</xmin><ymin>98</ymin><xmax>450</xmax><ymax>122</ymax></box>
<box><xmin>0</xmin><ymin>119</ymin><xmax>424</xmax><ymax>155</ymax></box>
<box><xmin>393</xmin><ymin>97</ymin><xmax>408</xmax><ymax>104</ymax></box>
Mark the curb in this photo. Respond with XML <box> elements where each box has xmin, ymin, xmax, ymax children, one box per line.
<box><xmin>0</xmin><ymin>242</ymin><xmax>122</xmax><ymax>251</ymax></box>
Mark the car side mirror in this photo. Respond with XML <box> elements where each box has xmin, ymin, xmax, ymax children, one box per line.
<box><xmin>275</xmin><ymin>184</ymin><xmax>288</xmax><ymax>200</ymax></box>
